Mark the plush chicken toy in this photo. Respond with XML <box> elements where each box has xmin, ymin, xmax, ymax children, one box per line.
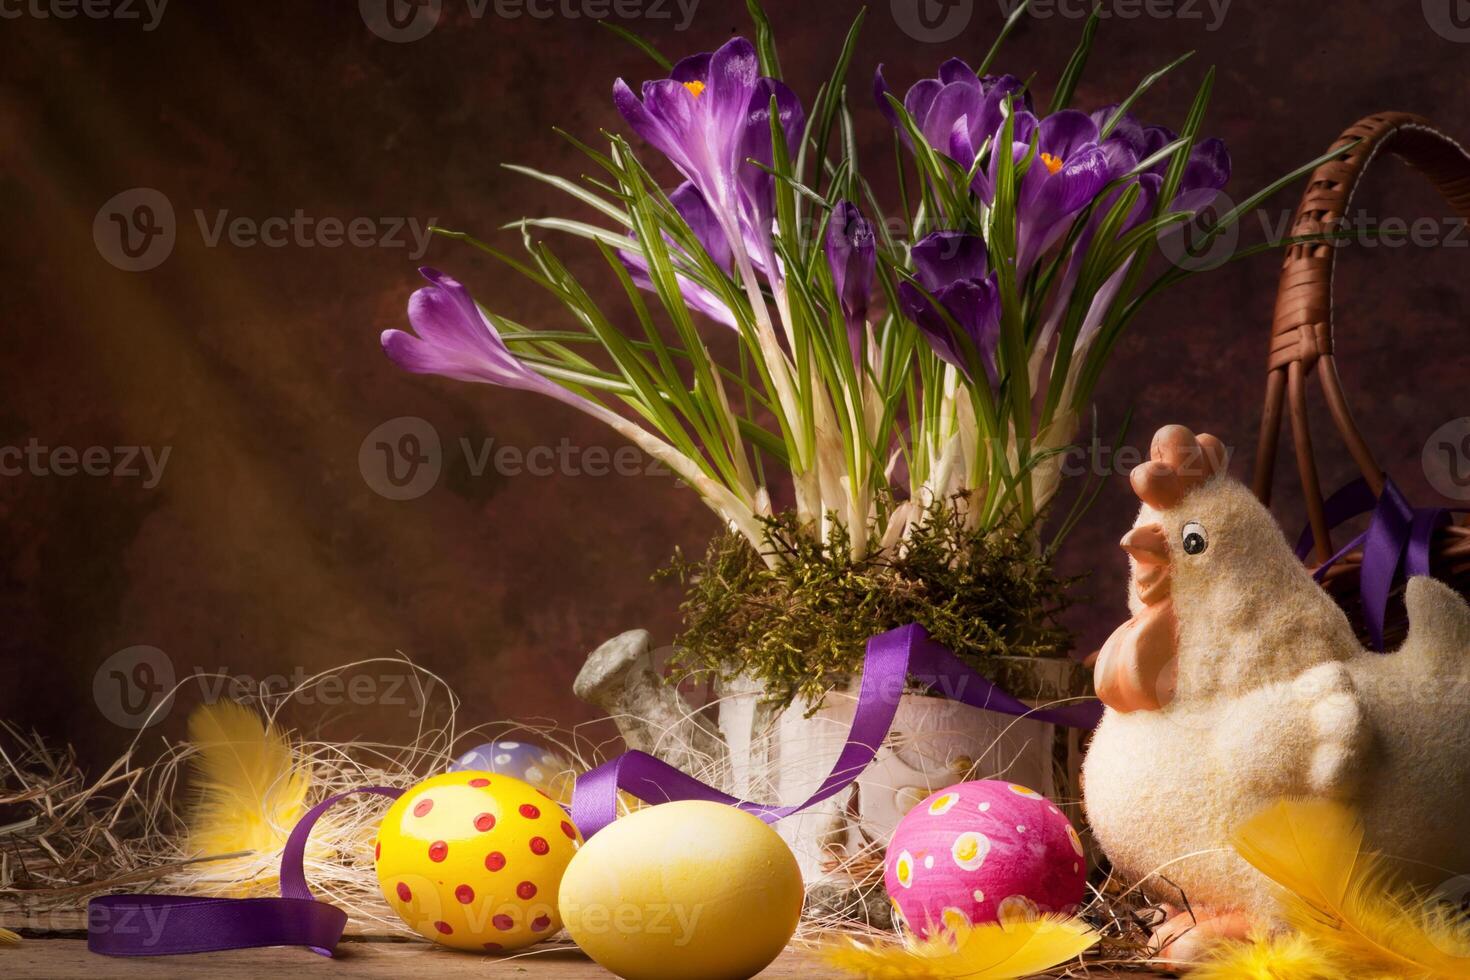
<box><xmin>1083</xmin><ymin>425</ymin><xmax>1470</xmax><ymax>962</ymax></box>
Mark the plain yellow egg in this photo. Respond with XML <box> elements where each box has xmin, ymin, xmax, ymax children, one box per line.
<box><xmin>558</xmin><ymin>800</ymin><xmax>803</xmax><ymax>980</ymax></box>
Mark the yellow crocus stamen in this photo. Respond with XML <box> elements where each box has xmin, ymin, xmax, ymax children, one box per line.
<box><xmin>1040</xmin><ymin>152</ymin><xmax>1064</xmax><ymax>175</ymax></box>
<box><xmin>682</xmin><ymin>80</ymin><xmax>706</xmax><ymax>99</ymax></box>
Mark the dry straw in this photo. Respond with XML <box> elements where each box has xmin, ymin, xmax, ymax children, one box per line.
<box><xmin>0</xmin><ymin>658</ymin><xmax>1168</xmax><ymax>974</ymax></box>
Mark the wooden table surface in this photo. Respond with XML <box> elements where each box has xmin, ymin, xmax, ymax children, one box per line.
<box><xmin>6</xmin><ymin>938</ymin><xmax>790</xmax><ymax>978</ymax></box>
<box><xmin>4</xmin><ymin>936</ymin><xmax>1164</xmax><ymax>978</ymax></box>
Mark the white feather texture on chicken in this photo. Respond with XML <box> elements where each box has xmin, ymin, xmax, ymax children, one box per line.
<box><xmin>1082</xmin><ymin>425</ymin><xmax>1470</xmax><ymax>957</ymax></box>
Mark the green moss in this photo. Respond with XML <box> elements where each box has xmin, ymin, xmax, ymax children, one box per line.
<box><xmin>658</xmin><ymin>503</ymin><xmax>1074</xmax><ymax>712</ymax></box>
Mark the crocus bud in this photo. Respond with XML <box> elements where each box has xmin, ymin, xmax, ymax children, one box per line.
<box><xmin>826</xmin><ymin>201</ymin><xmax>876</xmax><ymax>356</ymax></box>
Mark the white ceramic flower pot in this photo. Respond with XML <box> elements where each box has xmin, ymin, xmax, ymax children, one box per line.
<box><xmin>574</xmin><ymin>630</ymin><xmax>1089</xmax><ymax>892</ymax></box>
<box><xmin>717</xmin><ymin>659</ymin><xmax>1088</xmax><ymax>884</ymax></box>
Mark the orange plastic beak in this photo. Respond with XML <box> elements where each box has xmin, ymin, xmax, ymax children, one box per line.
<box><xmin>1121</xmin><ymin>523</ymin><xmax>1169</xmax><ymax>565</ymax></box>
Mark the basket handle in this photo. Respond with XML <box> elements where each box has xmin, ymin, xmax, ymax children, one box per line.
<box><xmin>1251</xmin><ymin>112</ymin><xmax>1470</xmax><ymax>564</ymax></box>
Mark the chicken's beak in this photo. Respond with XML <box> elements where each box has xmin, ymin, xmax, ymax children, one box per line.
<box><xmin>1121</xmin><ymin>523</ymin><xmax>1169</xmax><ymax>565</ymax></box>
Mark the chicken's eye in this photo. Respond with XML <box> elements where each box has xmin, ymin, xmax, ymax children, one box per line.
<box><xmin>1181</xmin><ymin>521</ymin><xmax>1208</xmax><ymax>556</ymax></box>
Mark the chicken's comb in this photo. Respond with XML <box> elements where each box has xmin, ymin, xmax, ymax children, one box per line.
<box><xmin>1129</xmin><ymin>424</ymin><xmax>1227</xmax><ymax>510</ymax></box>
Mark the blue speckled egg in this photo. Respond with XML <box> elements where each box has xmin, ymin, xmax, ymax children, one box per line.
<box><xmin>451</xmin><ymin>740</ymin><xmax>573</xmax><ymax>801</ymax></box>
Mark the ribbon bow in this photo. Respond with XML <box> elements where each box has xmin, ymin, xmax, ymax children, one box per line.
<box><xmin>1296</xmin><ymin>476</ymin><xmax>1456</xmax><ymax>650</ymax></box>
<box><xmin>87</xmin><ymin>624</ymin><xmax>1102</xmax><ymax>958</ymax></box>
<box><xmin>571</xmin><ymin>623</ymin><xmax>1103</xmax><ymax>837</ymax></box>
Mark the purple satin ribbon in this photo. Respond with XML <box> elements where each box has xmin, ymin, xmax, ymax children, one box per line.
<box><xmin>1295</xmin><ymin>476</ymin><xmax>1454</xmax><ymax>651</ymax></box>
<box><xmin>570</xmin><ymin>622</ymin><xmax>1103</xmax><ymax>838</ymax></box>
<box><xmin>86</xmin><ymin>625</ymin><xmax>1102</xmax><ymax>957</ymax></box>
<box><xmin>88</xmin><ymin>786</ymin><xmax>402</xmax><ymax>958</ymax></box>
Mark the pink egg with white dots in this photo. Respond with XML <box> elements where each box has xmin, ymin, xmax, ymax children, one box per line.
<box><xmin>884</xmin><ymin>780</ymin><xmax>1087</xmax><ymax>938</ymax></box>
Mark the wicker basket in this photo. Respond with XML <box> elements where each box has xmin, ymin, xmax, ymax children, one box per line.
<box><xmin>1251</xmin><ymin>111</ymin><xmax>1470</xmax><ymax>646</ymax></box>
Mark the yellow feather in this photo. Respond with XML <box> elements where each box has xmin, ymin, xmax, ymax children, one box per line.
<box><xmin>821</xmin><ymin>916</ymin><xmax>1098</xmax><ymax>979</ymax></box>
<box><xmin>1231</xmin><ymin>799</ymin><xmax>1470</xmax><ymax>979</ymax></box>
<box><xmin>1194</xmin><ymin>929</ymin><xmax>1347</xmax><ymax>980</ymax></box>
<box><xmin>184</xmin><ymin>702</ymin><xmax>310</xmax><ymax>894</ymax></box>
<box><xmin>0</xmin><ymin>927</ymin><xmax>20</xmax><ymax>945</ymax></box>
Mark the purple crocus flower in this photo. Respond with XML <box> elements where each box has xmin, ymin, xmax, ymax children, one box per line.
<box><xmin>826</xmin><ymin>200</ymin><xmax>876</xmax><ymax>361</ymax></box>
<box><xmin>897</xmin><ymin>231</ymin><xmax>1002</xmax><ymax>384</ymax></box>
<box><xmin>874</xmin><ymin>59</ymin><xmax>1027</xmax><ymax>181</ymax></box>
<box><xmin>1096</xmin><ymin>107</ymin><xmax>1231</xmax><ymax>213</ymax></box>
<box><xmin>613</xmin><ymin>38</ymin><xmax>804</xmax><ymax>279</ymax></box>
<box><xmin>737</xmin><ymin>77</ymin><xmax>806</xmax><ymax>275</ymax></box>
<box><xmin>1041</xmin><ymin>167</ymin><xmax>1161</xmax><ymax>355</ymax></box>
<box><xmin>667</xmin><ymin>181</ymin><xmax>733</xmax><ymax>269</ymax></box>
<box><xmin>1045</xmin><ymin>108</ymin><xmax>1170</xmax><ymax>314</ymax></box>
<box><xmin>1173</xmin><ymin>138</ymin><xmax>1231</xmax><ymax>213</ymax></box>
<box><xmin>1040</xmin><ymin>110</ymin><xmax>1232</xmax><ymax>354</ymax></box>
<box><xmin>1094</xmin><ymin>109</ymin><xmax>1176</xmax><ymax>172</ymax></box>
<box><xmin>381</xmin><ymin>268</ymin><xmax>593</xmax><ymax>411</ymax></box>
<box><xmin>992</xmin><ymin>109</ymin><xmax>1113</xmax><ymax>276</ymax></box>
<box><xmin>619</xmin><ymin>182</ymin><xmax>738</xmax><ymax>327</ymax></box>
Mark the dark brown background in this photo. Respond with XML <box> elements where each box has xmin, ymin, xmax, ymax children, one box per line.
<box><xmin>2</xmin><ymin>0</ymin><xmax>1467</xmax><ymax>767</ymax></box>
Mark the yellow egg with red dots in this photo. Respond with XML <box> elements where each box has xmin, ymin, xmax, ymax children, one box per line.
<box><xmin>373</xmin><ymin>771</ymin><xmax>582</xmax><ymax>952</ymax></box>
